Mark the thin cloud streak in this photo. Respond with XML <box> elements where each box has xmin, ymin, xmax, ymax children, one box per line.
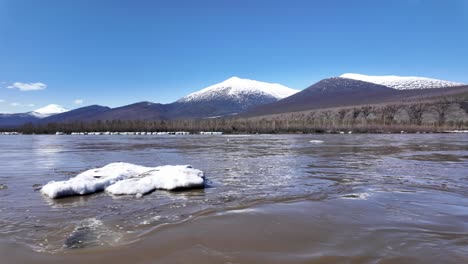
<box><xmin>7</xmin><ymin>82</ymin><xmax>47</xmax><ymax>91</ymax></box>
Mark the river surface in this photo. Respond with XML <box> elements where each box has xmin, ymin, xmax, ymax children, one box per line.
<box><xmin>0</xmin><ymin>134</ymin><xmax>467</xmax><ymax>263</ymax></box>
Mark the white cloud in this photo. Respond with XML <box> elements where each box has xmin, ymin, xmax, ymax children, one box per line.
<box><xmin>7</xmin><ymin>102</ymin><xmax>36</xmax><ymax>107</ymax></box>
<box><xmin>74</xmin><ymin>99</ymin><xmax>84</xmax><ymax>105</ymax></box>
<box><xmin>0</xmin><ymin>99</ymin><xmax>5</xmax><ymax>103</ymax></box>
<box><xmin>7</xmin><ymin>82</ymin><xmax>47</xmax><ymax>91</ymax></box>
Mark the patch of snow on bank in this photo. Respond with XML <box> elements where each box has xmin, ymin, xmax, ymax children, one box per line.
<box><xmin>41</xmin><ymin>162</ymin><xmax>204</xmax><ymax>199</ymax></box>
<box><xmin>444</xmin><ymin>130</ymin><xmax>468</xmax><ymax>133</ymax></box>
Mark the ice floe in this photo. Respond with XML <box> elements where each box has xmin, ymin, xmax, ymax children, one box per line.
<box><xmin>41</xmin><ymin>162</ymin><xmax>205</xmax><ymax>199</ymax></box>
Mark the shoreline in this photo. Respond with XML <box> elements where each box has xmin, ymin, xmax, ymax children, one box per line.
<box><xmin>1</xmin><ymin>130</ymin><xmax>467</xmax><ymax>135</ymax></box>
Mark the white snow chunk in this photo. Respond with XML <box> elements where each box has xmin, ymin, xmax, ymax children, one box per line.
<box><xmin>340</xmin><ymin>73</ymin><xmax>465</xmax><ymax>90</ymax></box>
<box><xmin>106</xmin><ymin>165</ymin><xmax>204</xmax><ymax>195</ymax></box>
<box><xmin>444</xmin><ymin>130</ymin><xmax>468</xmax><ymax>133</ymax></box>
<box><xmin>178</xmin><ymin>76</ymin><xmax>299</xmax><ymax>103</ymax></box>
<box><xmin>41</xmin><ymin>162</ymin><xmax>151</xmax><ymax>198</ymax></box>
<box><xmin>31</xmin><ymin>104</ymin><xmax>68</xmax><ymax>118</ymax></box>
<box><xmin>309</xmin><ymin>140</ymin><xmax>324</xmax><ymax>143</ymax></box>
<box><xmin>41</xmin><ymin>162</ymin><xmax>204</xmax><ymax>199</ymax></box>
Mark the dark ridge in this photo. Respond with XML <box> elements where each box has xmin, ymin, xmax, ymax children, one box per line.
<box><xmin>243</xmin><ymin>78</ymin><xmax>397</xmax><ymax>116</ymax></box>
<box><xmin>0</xmin><ymin>113</ymin><xmax>40</xmax><ymax>128</ymax></box>
<box><xmin>89</xmin><ymin>102</ymin><xmax>168</xmax><ymax>121</ymax></box>
<box><xmin>41</xmin><ymin>105</ymin><xmax>111</xmax><ymax>123</ymax></box>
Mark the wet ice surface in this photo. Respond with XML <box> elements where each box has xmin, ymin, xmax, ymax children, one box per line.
<box><xmin>0</xmin><ymin>134</ymin><xmax>467</xmax><ymax>260</ymax></box>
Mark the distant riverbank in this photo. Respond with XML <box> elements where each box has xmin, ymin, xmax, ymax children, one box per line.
<box><xmin>1</xmin><ymin>96</ymin><xmax>466</xmax><ymax>135</ymax></box>
<box><xmin>1</xmin><ymin>129</ymin><xmax>467</xmax><ymax>136</ymax></box>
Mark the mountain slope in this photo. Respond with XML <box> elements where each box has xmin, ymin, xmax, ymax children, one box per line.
<box><xmin>41</xmin><ymin>105</ymin><xmax>111</xmax><ymax>123</ymax></box>
<box><xmin>340</xmin><ymin>73</ymin><xmax>465</xmax><ymax>90</ymax></box>
<box><xmin>244</xmin><ymin>77</ymin><xmax>397</xmax><ymax>116</ymax></box>
<box><xmin>0</xmin><ymin>113</ymin><xmax>40</xmax><ymax>128</ymax></box>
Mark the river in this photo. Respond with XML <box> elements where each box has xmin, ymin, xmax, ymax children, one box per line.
<box><xmin>0</xmin><ymin>134</ymin><xmax>467</xmax><ymax>263</ymax></box>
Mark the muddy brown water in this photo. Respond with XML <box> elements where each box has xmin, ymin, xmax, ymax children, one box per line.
<box><xmin>0</xmin><ymin>134</ymin><xmax>467</xmax><ymax>263</ymax></box>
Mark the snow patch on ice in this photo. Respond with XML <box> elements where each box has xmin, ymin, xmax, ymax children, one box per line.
<box><xmin>41</xmin><ymin>162</ymin><xmax>205</xmax><ymax>199</ymax></box>
<box><xmin>106</xmin><ymin>165</ymin><xmax>204</xmax><ymax>195</ymax></box>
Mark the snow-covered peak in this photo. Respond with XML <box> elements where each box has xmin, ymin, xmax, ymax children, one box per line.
<box><xmin>31</xmin><ymin>104</ymin><xmax>69</xmax><ymax>118</ymax></box>
<box><xmin>178</xmin><ymin>77</ymin><xmax>299</xmax><ymax>103</ymax></box>
<box><xmin>340</xmin><ymin>73</ymin><xmax>465</xmax><ymax>90</ymax></box>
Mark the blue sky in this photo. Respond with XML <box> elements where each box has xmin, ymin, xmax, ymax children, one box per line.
<box><xmin>0</xmin><ymin>0</ymin><xmax>467</xmax><ymax>112</ymax></box>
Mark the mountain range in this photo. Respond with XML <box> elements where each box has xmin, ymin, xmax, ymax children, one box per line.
<box><xmin>1</xmin><ymin>74</ymin><xmax>466</xmax><ymax>128</ymax></box>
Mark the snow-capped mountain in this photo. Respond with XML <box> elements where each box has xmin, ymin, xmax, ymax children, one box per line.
<box><xmin>340</xmin><ymin>73</ymin><xmax>465</xmax><ymax>90</ymax></box>
<box><xmin>178</xmin><ymin>76</ymin><xmax>299</xmax><ymax>103</ymax></box>
<box><xmin>30</xmin><ymin>104</ymin><xmax>69</xmax><ymax>118</ymax></box>
<box><xmin>165</xmin><ymin>77</ymin><xmax>299</xmax><ymax>119</ymax></box>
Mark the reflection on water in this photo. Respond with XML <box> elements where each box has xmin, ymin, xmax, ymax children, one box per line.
<box><xmin>31</xmin><ymin>136</ymin><xmax>65</xmax><ymax>169</ymax></box>
<box><xmin>0</xmin><ymin>134</ymin><xmax>467</xmax><ymax>262</ymax></box>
